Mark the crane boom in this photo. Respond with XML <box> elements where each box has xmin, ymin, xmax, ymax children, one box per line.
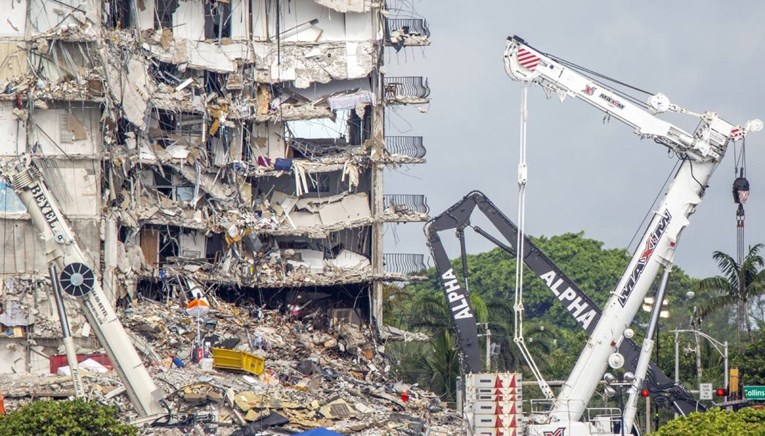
<box><xmin>0</xmin><ymin>156</ymin><xmax>164</xmax><ymax>417</ymax></box>
<box><xmin>426</xmin><ymin>191</ymin><xmax>703</xmax><ymax>416</ymax></box>
<box><xmin>503</xmin><ymin>36</ymin><xmax>761</xmax><ymax>434</ymax></box>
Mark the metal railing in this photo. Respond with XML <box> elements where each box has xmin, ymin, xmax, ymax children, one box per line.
<box><xmin>384</xmin><ymin>76</ymin><xmax>430</xmax><ymax>100</ymax></box>
<box><xmin>383</xmin><ymin>253</ymin><xmax>426</xmax><ymax>275</ymax></box>
<box><xmin>383</xmin><ymin>194</ymin><xmax>429</xmax><ymax>214</ymax></box>
<box><xmin>385</xmin><ymin>136</ymin><xmax>426</xmax><ymax>158</ymax></box>
<box><xmin>386</xmin><ymin>18</ymin><xmax>431</xmax><ymax>39</ymax></box>
<box><xmin>288</xmin><ymin>137</ymin><xmax>351</xmax><ymax>159</ymax></box>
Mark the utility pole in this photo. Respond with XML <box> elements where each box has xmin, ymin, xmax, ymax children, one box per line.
<box><xmin>645</xmin><ymin>396</ymin><xmax>651</xmax><ymax>434</ymax></box>
<box><xmin>478</xmin><ymin>323</ymin><xmax>492</xmax><ymax>372</ymax></box>
<box><xmin>485</xmin><ymin>324</ymin><xmax>492</xmax><ymax>372</ymax></box>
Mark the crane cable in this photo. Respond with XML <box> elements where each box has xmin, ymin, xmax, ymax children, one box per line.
<box><xmin>733</xmin><ymin>138</ymin><xmax>749</xmax><ymax>305</ymax></box>
<box><xmin>514</xmin><ymin>81</ymin><xmax>554</xmax><ymax>399</ymax></box>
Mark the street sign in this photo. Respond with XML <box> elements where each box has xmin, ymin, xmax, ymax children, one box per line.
<box><xmin>744</xmin><ymin>386</ymin><xmax>765</xmax><ymax>400</ymax></box>
<box><xmin>699</xmin><ymin>383</ymin><xmax>713</xmax><ymax>400</ymax></box>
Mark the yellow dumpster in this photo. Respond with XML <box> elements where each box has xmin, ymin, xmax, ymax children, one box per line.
<box><xmin>211</xmin><ymin>348</ymin><xmax>265</xmax><ymax>376</ymax></box>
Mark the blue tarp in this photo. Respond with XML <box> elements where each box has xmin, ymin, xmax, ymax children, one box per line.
<box><xmin>296</xmin><ymin>429</ymin><xmax>344</xmax><ymax>436</ymax></box>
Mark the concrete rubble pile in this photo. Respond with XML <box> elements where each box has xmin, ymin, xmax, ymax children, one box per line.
<box><xmin>0</xmin><ymin>297</ymin><xmax>460</xmax><ymax>435</ymax></box>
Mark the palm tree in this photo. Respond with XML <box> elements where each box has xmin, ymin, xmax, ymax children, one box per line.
<box><xmin>384</xmin><ymin>289</ymin><xmax>490</xmax><ymax>403</ymax></box>
<box><xmin>411</xmin><ymin>329</ymin><xmax>461</xmax><ymax>403</ymax></box>
<box><xmin>483</xmin><ymin>297</ymin><xmax>557</xmax><ymax>372</ymax></box>
<box><xmin>696</xmin><ymin>243</ymin><xmax>765</xmax><ymax>340</ymax></box>
<box><xmin>407</xmin><ymin>290</ymin><xmax>488</xmax><ymax>332</ymax></box>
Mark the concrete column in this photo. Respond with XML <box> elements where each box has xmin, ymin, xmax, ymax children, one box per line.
<box><xmin>369</xmin><ymin>6</ymin><xmax>385</xmax><ymax>331</ymax></box>
<box><xmin>103</xmin><ymin>214</ymin><xmax>119</xmax><ymax>306</ymax></box>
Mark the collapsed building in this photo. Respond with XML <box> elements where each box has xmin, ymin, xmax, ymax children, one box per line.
<box><xmin>0</xmin><ymin>0</ymin><xmax>431</xmax><ymax>374</ymax></box>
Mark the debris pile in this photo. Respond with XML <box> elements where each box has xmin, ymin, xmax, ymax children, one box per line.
<box><xmin>0</xmin><ymin>298</ymin><xmax>461</xmax><ymax>435</ymax></box>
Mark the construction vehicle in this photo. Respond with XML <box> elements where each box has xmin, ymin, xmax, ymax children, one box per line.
<box><xmin>425</xmin><ymin>190</ymin><xmax>702</xmax><ymax>417</ymax></box>
<box><xmin>0</xmin><ymin>155</ymin><xmax>165</xmax><ymax>417</ymax></box>
<box><xmin>427</xmin><ymin>35</ymin><xmax>761</xmax><ymax>435</ymax></box>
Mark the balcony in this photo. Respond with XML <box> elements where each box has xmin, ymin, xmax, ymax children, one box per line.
<box><xmin>386</xmin><ymin>18</ymin><xmax>431</xmax><ymax>50</ymax></box>
<box><xmin>383</xmin><ymin>253</ymin><xmax>427</xmax><ymax>275</ymax></box>
<box><xmin>383</xmin><ymin>194</ymin><xmax>429</xmax><ymax>221</ymax></box>
<box><xmin>384</xmin><ymin>136</ymin><xmax>426</xmax><ymax>160</ymax></box>
<box><xmin>384</xmin><ymin>76</ymin><xmax>430</xmax><ymax>105</ymax></box>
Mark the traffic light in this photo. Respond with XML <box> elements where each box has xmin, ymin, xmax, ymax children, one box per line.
<box><xmin>640</xmin><ymin>389</ymin><xmax>650</xmax><ymax>398</ymax></box>
<box><xmin>715</xmin><ymin>388</ymin><xmax>728</xmax><ymax>397</ymax></box>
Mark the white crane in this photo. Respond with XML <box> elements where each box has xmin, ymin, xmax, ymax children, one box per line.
<box><xmin>504</xmin><ymin>35</ymin><xmax>761</xmax><ymax>435</ymax></box>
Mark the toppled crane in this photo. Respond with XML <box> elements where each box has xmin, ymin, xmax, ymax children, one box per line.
<box><xmin>0</xmin><ymin>155</ymin><xmax>164</xmax><ymax>416</ymax></box>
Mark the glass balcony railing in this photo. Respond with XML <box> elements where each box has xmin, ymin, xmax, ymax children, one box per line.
<box><xmin>383</xmin><ymin>194</ymin><xmax>429</xmax><ymax>214</ymax></box>
<box><xmin>386</xmin><ymin>18</ymin><xmax>431</xmax><ymax>46</ymax></box>
<box><xmin>383</xmin><ymin>253</ymin><xmax>427</xmax><ymax>275</ymax></box>
<box><xmin>384</xmin><ymin>76</ymin><xmax>430</xmax><ymax>101</ymax></box>
<box><xmin>384</xmin><ymin>136</ymin><xmax>426</xmax><ymax>159</ymax></box>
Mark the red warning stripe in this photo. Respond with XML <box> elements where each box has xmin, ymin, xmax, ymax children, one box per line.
<box><xmin>517</xmin><ymin>48</ymin><xmax>540</xmax><ymax>71</ymax></box>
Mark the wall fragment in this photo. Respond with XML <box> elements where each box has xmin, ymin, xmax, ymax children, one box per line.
<box><xmin>106</xmin><ymin>58</ymin><xmax>152</xmax><ymax>130</ymax></box>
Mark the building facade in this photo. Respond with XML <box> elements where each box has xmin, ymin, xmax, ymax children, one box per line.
<box><xmin>0</xmin><ymin>0</ymin><xmax>430</xmax><ymax>372</ymax></box>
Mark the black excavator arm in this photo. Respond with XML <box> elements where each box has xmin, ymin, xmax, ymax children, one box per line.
<box><xmin>424</xmin><ymin>190</ymin><xmax>703</xmax><ymax>416</ymax></box>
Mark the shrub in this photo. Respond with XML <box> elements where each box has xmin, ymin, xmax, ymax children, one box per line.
<box><xmin>0</xmin><ymin>398</ymin><xmax>137</xmax><ymax>436</ymax></box>
<box><xmin>653</xmin><ymin>407</ymin><xmax>765</xmax><ymax>436</ymax></box>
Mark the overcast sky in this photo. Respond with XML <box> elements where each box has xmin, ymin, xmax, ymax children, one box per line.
<box><xmin>381</xmin><ymin>1</ymin><xmax>765</xmax><ymax>280</ymax></box>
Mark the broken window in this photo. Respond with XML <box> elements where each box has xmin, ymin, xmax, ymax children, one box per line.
<box><xmin>330</xmin><ymin>227</ymin><xmax>371</xmax><ymax>258</ymax></box>
<box><xmin>175</xmin><ymin>186</ymin><xmax>195</xmax><ymax>202</ymax></box>
<box><xmin>308</xmin><ymin>174</ymin><xmax>331</xmax><ymax>193</ymax></box>
<box><xmin>156</xmin><ymin>110</ymin><xmax>177</xmax><ymax>148</ymax></box>
<box><xmin>28</xmin><ymin>41</ymin><xmax>96</xmax><ymax>84</ymax></box>
<box><xmin>155</xmin><ymin>0</ymin><xmax>180</xmax><ymax>29</ymax></box>
<box><xmin>204</xmin><ymin>0</ymin><xmax>232</xmax><ymax>40</ymax></box>
<box><xmin>143</xmin><ymin>167</ymin><xmax>195</xmax><ymax>202</ymax></box>
<box><xmin>148</xmin><ymin>60</ymin><xmax>181</xmax><ymax>86</ymax></box>
<box><xmin>118</xmin><ymin>225</ymin><xmax>135</xmax><ymax>244</ymax></box>
<box><xmin>179</xmin><ymin>229</ymin><xmax>206</xmax><ymax>259</ymax></box>
<box><xmin>148</xmin><ymin>168</ymin><xmax>173</xmax><ymax>197</ymax></box>
<box><xmin>205</xmin><ymin>71</ymin><xmax>227</xmax><ymax>95</ymax></box>
<box><xmin>105</xmin><ymin>0</ymin><xmax>132</xmax><ymax>29</ymax></box>
<box><xmin>241</xmin><ymin>122</ymin><xmax>254</xmax><ymax>162</ymax></box>
<box><xmin>158</xmin><ymin>111</ymin><xmax>176</xmax><ymax>132</ymax></box>
<box><xmin>141</xmin><ymin>226</ymin><xmax>181</xmax><ymax>265</ymax></box>
<box><xmin>348</xmin><ymin>105</ymin><xmax>371</xmax><ymax>145</ymax></box>
<box><xmin>206</xmin><ymin>234</ymin><xmax>225</xmax><ymax>263</ymax></box>
<box><xmin>116</xmin><ymin>118</ymin><xmax>135</xmax><ymax>146</ymax></box>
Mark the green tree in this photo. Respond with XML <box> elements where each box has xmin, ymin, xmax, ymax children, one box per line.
<box><xmin>384</xmin><ymin>288</ymin><xmax>490</xmax><ymax>404</ymax></box>
<box><xmin>483</xmin><ymin>295</ymin><xmax>560</xmax><ymax>374</ymax></box>
<box><xmin>410</xmin><ymin>329</ymin><xmax>461</xmax><ymax>402</ymax></box>
<box><xmin>0</xmin><ymin>399</ymin><xmax>136</xmax><ymax>436</ymax></box>
<box><xmin>399</xmin><ymin>231</ymin><xmax>701</xmax><ymax>387</ymax></box>
<box><xmin>696</xmin><ymin>244</ymin><xmax>765</xmax><ymax>340</ymax></box>
<box><xmin>731</xmin><ymin>329</ymin><xmax>765</xmax><ymax>386</ymax></box>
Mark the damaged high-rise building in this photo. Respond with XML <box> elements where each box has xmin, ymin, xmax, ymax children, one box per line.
<box><xmin>0</xmin><ymin>0</ymin><xmax>430</xmax><ymax>372</ymax></box>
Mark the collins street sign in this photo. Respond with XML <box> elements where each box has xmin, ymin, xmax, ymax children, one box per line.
<box><xmin>744</xmin><ymin>386</ymin><xmax>765</xmax><ymax>400</ymax></box>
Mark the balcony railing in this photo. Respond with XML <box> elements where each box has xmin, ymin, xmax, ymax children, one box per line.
<box><xmin>383</xmin><ymin>253</ymin><xmax>426</xmax><ymax>275</ymax></box>
<box><xmin>384</xmin><ymin>76</ymin><xmax>430</xmax><ymax>101</ymax></box>
<box><xmin>288</xmin><ymin>137</ymin><xmax>352</xmax><ymax>159</ymax></box>
<box><xmin>386</xmin><ymin>18</ymin><xmax>431</xmax><ymax>41</ymax></box>
<box><xmin>383</xmin><ymin>194</ymin><xmax>429</xmax><ymax>214</ymax></box>
<box><xmin>385</xmin><ymin>136</ymin><xmax>426</xmax><ymax>159</ymax></box>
